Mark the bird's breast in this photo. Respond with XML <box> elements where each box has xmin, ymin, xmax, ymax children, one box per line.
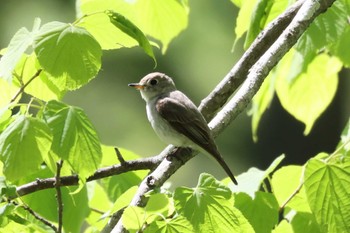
<box><xmin>146</xmin><ymin>99</ymin><xmax>188</xmax><ymax>147</ymax></box>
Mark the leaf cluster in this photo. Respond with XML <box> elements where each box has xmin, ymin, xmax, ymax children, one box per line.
<box><xmin>0</xmin><ymin>0</ymin><xmax>349</xmax><ymax>232</ymax></box>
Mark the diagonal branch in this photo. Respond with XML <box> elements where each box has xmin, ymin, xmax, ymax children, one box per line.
<box><xmin>198</xmin><ymin>0</ymin><xmax>305</xmax><ymax>121</ymax></box>
<box><xmin>108</xmin><ymin>0</ymin><xmax>336</xmax><ymax>232</ymax></box>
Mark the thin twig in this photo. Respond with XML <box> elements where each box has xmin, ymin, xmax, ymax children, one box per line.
<box><xmin>12</xmin><ymin>200</ymin><xmax>58</xmax><ymax>232</ymax></box>
<box><xmin>91</xmin><ymin>207</ymin><xmax>105</xmax><ymax>215</ymax></box>
<box><xmin>10</xmin><ymin>69</ymin><xmax>42</xmax><ymax>103</ymax></box>
<box><xmin>55</xmin><ymin>160</ymin><xmax>64</xmax><ymax>233</ymax></box>
<box><xmin>279</xmin><ymin>165</ymin><xmax>306</xmax><ymax>215</ymax></box>
<box><xmin>279</xmin><ymin>181</ymin><xmax>304</xmax><ymax>215</ymax></box>
<box><xmin>115</xmin><ymin>147</ymin><xmax>126</xmax><ymax>164</ymax></box>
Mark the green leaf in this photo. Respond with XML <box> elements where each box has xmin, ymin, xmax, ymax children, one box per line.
<box><xmin>144</xmin><ymin>215</ymin><xmax>194</xmax><ymax>233</ymax></box>
<box><xmin>145</xmin><ymin>193</ymin><xmax>173</xmax><ymax>222</ymax></box>
<box><xmin>86</xmin><ymin>182</ymin><xmax>112</xmax><ymax>231</ymax></box>
<box><xmin>332</xmin><ymin>28</ymin><xmax>350</xmax><ymax>67</ymax></box>
<box><xmin>263</xmin><ymin>0</ymin><xmax>290</xmax><ymax>27</ymax></box>
<box><xmin>34</xmin><ymin>22</ymin><xmax>102</xmax><ymax>90</ymax></box>
<box><xmin>110</xmin><ymin>186</ymin><xmax>138</xmax><ymax>214</ymax></box>
<box><xmin>271</xmin><ymin>165</ymin><xmax>310</xmax><ymax>213</ymax></box>
<box><xmin>118</xmin><ymin>192</ymin><xmax>174</xmax><ymax>232</ymax></box>
<box><xmin>0</xmin><ymin>177</ymin><xmax>17</xmax><ymax>198</ymax></box>
<box><xmin>77</xmin><ymin>0</ymin><xmax>139</xmax><ymax>50</ymax></box>
<box><xmin>13</xmin><ymin>54</ymin><xmax>63</xmax><ymax>101</ymax></box>
<box><xmin>100</xmin><ymin>146</ymin><xmax>147</xmax><ymax>201</ymax></box>
<box><xmin>234</xmin><ymin>192</ymin><xmax>279</xmax><ymax>233</ymax></box>
<box><xmin>174</xmin><ymin>173</ymin><xmax>254</xmax><ymax>233</ymax></box>
<box><xmin>335</xmin><ymin>118</ymin><xmax>350</xmax><ymax>158</ymax></box>
<box><xmin>296</xmin><ymin>0</ymin><xmax>349</xmax><ymax>60</ymax></box>
<box><xmin>244</xmin><ymin>0</ymin><xmax>273</xmax><ymax>49</ymax></box>
<box><xmin>0</xmin><ymin>79</ymin><xmax>19</xmax><ymax>108</ymax></box>
<box><xmin>0</xmin><ymin>18</ymin><xmax>40</xmax><ymax>82</ymax></box>
<box><xmin>276</xmin><ymin>53</ymin><xmax>341</xmax><ymax>135</ymax></box>
<box><xmin>290</xmin><ymin>211</ymin><xmax>321</xmax><ymax>233</ymax></box>
<box><xmin>131</xmin><ymin>0</ymin><xmax>188</xmax><ymax>53</ymax></box>
<box><xmin>122</xmin><ymin>206</ymin><xmax>146</xmax><ymax>232</ymax></box>
<box><xmin>272</xmin><ymin>220</ymin><xmax>293</xmax><ymax>233</ymax></box>
<box><xmin>0</xmin><ymin>116</ymin><xmax>52</xmax><ymax>181</ymax></box>
<box><xmin>78</xmin><ymin>0</ymin><xmax>188</xmax><ymax>53</ymax></box>
<box><xmin>304</xmin><ymin>158</ymin><xmax>350</xmax><ymax>232</ymax></box>
<box><xmin>233</xmin><ymin>0</ymin><xmax>258</xmax><ymax>44</ymax></box>
<box><xmin>229</xmin><ymin>155</ymin><xmax>284</xmax><ymax>197</ymax></box>
<box><xmin>43</xmin><ymin>100</ymin><xmax>102</xmax><ymax>181</ymax></box>
<box><xmin>105</xmin><ymin>10</ymin><xmax>156</xmax><ymax>65</ymax></box>
<box><xmin>250</xmin><ymin>66</ymin><xmax>276</xmax><ymax>142</ymax></box>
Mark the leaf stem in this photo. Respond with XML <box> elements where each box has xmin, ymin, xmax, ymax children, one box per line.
<box><xmin>73</xmin><ymin>10</ymin><xmax>105</xmax><ymax>26</ymax></box>
<box><xmin>279</xmin><ymin>165</ymin><xmax>305</xmax><ymax>214</ymax></box>
<box><xmin>10</xmin><ymin>69</ymin><xmax>42</xmax><ymax>103</ymax></box>
<box><xmin>325</xmin><ymin>137</ymin><xmax>350</xmax><ymax>163</ymax></box>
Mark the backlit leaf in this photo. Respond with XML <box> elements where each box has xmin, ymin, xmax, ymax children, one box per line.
<box><xmin>174</xmin><ymin>173</ymin><xmax>254</xmax><ymax>233</ymax></box>
<box><xmin>304</xmin><ymin>159</ymin><xmax>350</xmax><ymax>232</ymax></box>
<box><xmin>276</xmin><ymin>53</ymin><xmax>341</xmax><ymax>135</ymax></box>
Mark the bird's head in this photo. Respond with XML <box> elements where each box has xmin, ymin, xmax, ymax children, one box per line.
<box><xmin>128</xmin><ymin>72</ymin><xmax>176</xmax><ymax>101</ymax></box>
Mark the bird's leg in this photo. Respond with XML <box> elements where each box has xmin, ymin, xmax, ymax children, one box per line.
<box><xmin>166</xmin><ymin>147</ymin><xmax>193</xmax><ymax>164</ymax></box>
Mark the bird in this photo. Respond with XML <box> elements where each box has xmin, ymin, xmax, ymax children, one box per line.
<box><xmin>128</xmin><ymin>72</ymin><xmax>238</xmax><ymax>185</ymax></box>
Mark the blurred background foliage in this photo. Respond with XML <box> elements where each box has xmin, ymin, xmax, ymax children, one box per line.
<box><xmin>1</xmin><ymin>0</ymin><xmax>349</xmax><ymax>187</ymax></box>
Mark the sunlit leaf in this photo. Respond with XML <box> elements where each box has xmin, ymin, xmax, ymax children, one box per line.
<box><xmin>105</xmin><ymin>10</ymin><xmax>156</xmax><ymax>65</ymax></box>
<box><xmin>174</xmin><ymin>173</ymin><xmax>254</xmax><ymax>233</ymax></box>
<box><xmin>13</xmin><ymin>54</ymin><xmax>63</xmax><ymax>101</ymax></box>
<box><xmin>35</xmin><ymin>22</ymin><xmax>102</xmax><ymax>90</ymax></box>
<box><xmin>276</xmin><ymin>53</ymin><xmax>341</xmax><ymax>135</ymax></box>
<box><xmin>229</xmin><ymin>155</ymin><xmax>284</xmax><ymax>197</ymax></box>
<box><xmin>0</xmin><ymin>116</ymin><xmax>52</xmax><ymax>181</ymax></box>
<box><xmin>144</xmin><ymin>215</ymin><xmax>194</xmax><ymax>233</ymax></box>
<box><xmin>272</xmin><ymin>165</ymin><xmax>311</xmax><ymax>213</ymax></box>
<box><xmin>0</xmin><ymin>18</ymin><xmax>40</xmax><ymax>82</ymax></box>
<box><xmin>234</xmin><ymin>191</ymin><xmax>279</xmax><ymax>233</ymax></box>
<box><xmin>304</xmin><ymin>158</ymin><xmax>350</xmax><ymax>232</ymax></box>
<box><xmin>78</xmin><ymin>0</ymin><xmax>188</xmax><ymax>53</ymax></box>
<box><xmin>244</xmin><ymin>0</ymin><xmax>273</xmax><ymax>49</ymax></box>
<box><xmin>272</xmin><ymin>219</ymin><xmax>293</xmax><ymax>233</ymax></box>
<box><xmin>122</xmin><ymin>206</ymin><xmax>146</xmax><ymax>232</ymax></box>
<box><xmin>250</xmin><ymin>68</ymin><xmax>276</xmax><ymax>141</ymax></box>
<box><xmin>43</xmin><ymin>100</ymin><xmax>102</xmax><ymax>181</ymax></box>
<box><xmin>0</xmin><ymin>79</ymin><xmax>19</xmax><ymax>108</ymax></box>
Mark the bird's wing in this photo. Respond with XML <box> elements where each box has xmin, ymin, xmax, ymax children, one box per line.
<box><xmin>156</xmin><ymin>92</ymin><xmax>215</xmax><ymax>153</ymax></box>
<box><xmin>157</xmin><ymin>91</ymin><xmax>238</xmax><ymax>185</ymax></box>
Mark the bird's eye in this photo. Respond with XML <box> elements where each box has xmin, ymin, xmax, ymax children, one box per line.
<box><xmin>150</xmin><ymin>79</ymin><xmax>158</xmax><ymax>86</ymax></box>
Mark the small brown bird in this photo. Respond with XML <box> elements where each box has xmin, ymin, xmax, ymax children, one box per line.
<box><xmin>129</xmin><ymin>72</ymin><xmax>238</xmax><ymax>185</ymax></box>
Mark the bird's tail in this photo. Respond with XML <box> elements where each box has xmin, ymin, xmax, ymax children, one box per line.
<box><xmin>206</xmin><ymin>147</ymin><xmax>238</xmax><ymax>185</ymax></box>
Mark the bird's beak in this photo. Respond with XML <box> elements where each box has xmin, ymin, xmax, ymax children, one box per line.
<box><xmin>128</xmin><ymin>83</ymin><xmax>145</xmax><ymax>90</ymax></box>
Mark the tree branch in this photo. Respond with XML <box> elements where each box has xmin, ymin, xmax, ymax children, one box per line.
<box><xmin>198</xmin><ymin>0</ymin><xmax>304</xmax><ymax>121</ymax></box>
<box><xmin>12</xmin><ymin>200</ymin><xmax>58</xmax><ymax>232</ymax></box>
<box><xmin>12</xmin><ymin>153</ymin><xmax>164</xmax><ymax>200</ymax></box>
<box><xmin>109</xmin><ymin>0</ymin><xmax>336</xmax><ymax>232</ymax></box>
<box><xmin>55</xmin><ymin>160</ymin><xmax>64</xmax><ymax>233</ymax></box>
